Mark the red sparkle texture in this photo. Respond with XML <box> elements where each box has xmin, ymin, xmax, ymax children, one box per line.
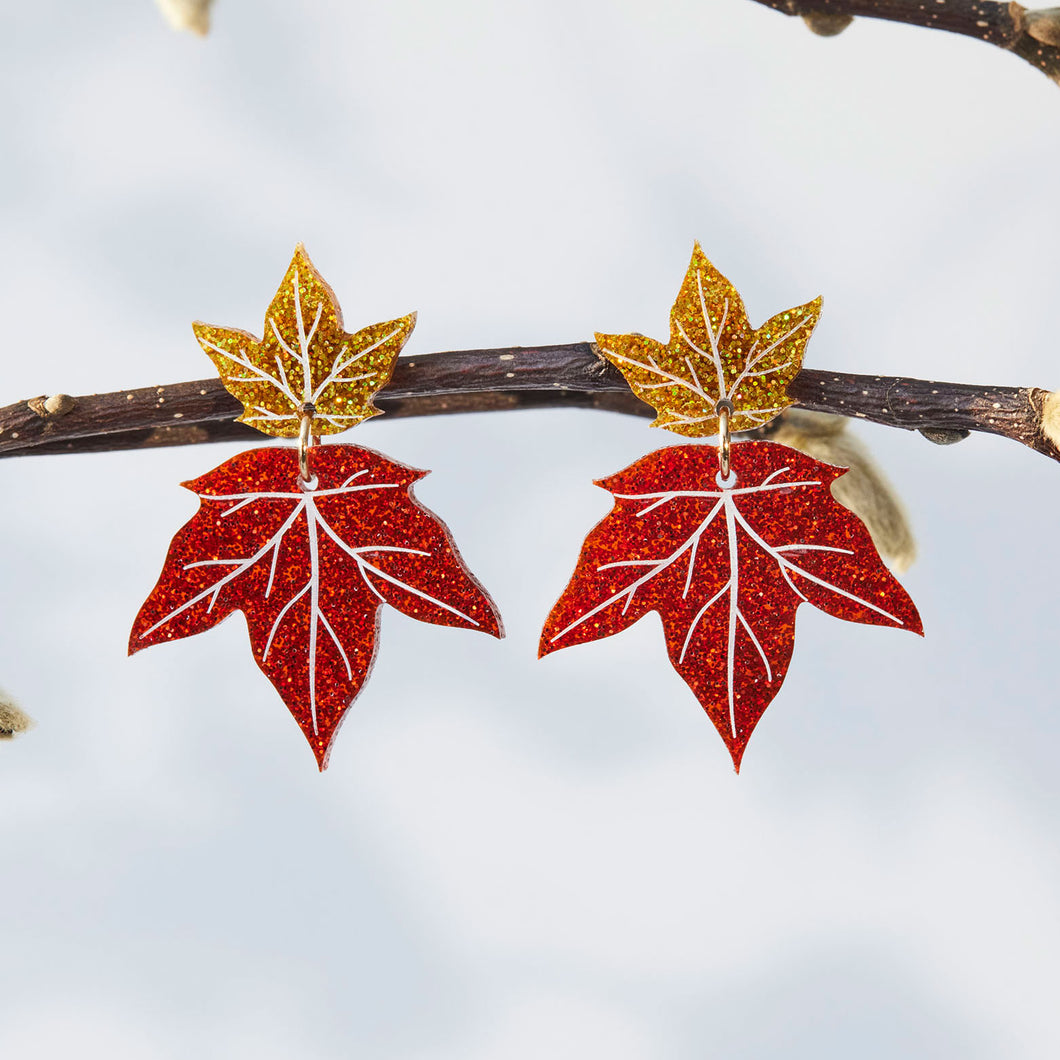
<box><xmin>540</xmin><ymin>441</ymin><xmax>922</xmax><ymax>770</ymax></box>
<box><xmin>131</xmin><ymin>444</ymin><xmax>502</xmax><ymax>768</ymax></box>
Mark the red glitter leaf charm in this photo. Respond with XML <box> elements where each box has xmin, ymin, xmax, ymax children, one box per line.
<box><xmin>540</xmin><ymin>441</ymin><xmax>922</xmax><ymax>770</ymax></box>
<box><xmin>131</xmin><ymin>444</ymin><xmax>502</xmax><ymax>768</ymax></box>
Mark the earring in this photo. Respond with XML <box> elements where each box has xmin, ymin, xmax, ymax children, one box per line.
<box><xmin>540</xmin><ymin>244</ymin><xmax>921</xmax><ymax>771</ymax></box>
<box><xmin>130</xmin><ymin>245</ymin><xmax>502</xmax><ymax>770</ymax></box>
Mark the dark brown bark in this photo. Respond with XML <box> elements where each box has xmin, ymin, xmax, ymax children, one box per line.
<box><xmin>1</xmin><ymin>343</ymin><xmax>1056</xmax><ymax>464</ymax></box>
<box><xmin>747</xmin><ymin>0</ymin><xmax>1060</xmax><ymax>84</ymax></box>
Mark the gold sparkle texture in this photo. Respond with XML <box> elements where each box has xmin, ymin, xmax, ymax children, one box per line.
<box><xmin>193</xmin><ymin>244</ymin><xmax>416</xmax><ymax>438</ymax></box>
<box><xmin>596</xmin><ymin>244</ymin><xmax>822</xmax><ymax>436</ymax></box>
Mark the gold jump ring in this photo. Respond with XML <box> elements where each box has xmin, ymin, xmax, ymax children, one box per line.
<box><xmin>716</xmin><ymin>400</ymin><xmax>732</xmax><ymax>479</ymax></box>
<box><xmin>298</xmin><ymin>406</ymin><xmax>315</xmax><ymax>484</ymax></box>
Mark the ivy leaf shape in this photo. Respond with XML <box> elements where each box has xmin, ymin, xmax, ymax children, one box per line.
<box><xmin>540</xmin><ymin>441</ymin><xmax>922</xmax><ymax>770</ymax></box>
<box><xmin>596</xmin><ymin>244</ymin><xmax>822</xmax><ymax>436</ymax></box>
<box><xmin>193</xmin><ymin>244</ymin><xmax>416</xmax><ymax>438</ymax></box>
<box><xmin>130</xmin><ymin>445</ymin><xmax>502</xmax><ymax>769</ymax></box>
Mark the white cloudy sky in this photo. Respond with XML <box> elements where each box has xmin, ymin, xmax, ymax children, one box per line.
<box><xmin>2</xmin><ymin>1</ymin><xmax>1060</xmax><ymax>1057</ymax></box>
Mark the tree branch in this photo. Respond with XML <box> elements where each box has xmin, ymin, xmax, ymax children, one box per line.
<box><xmin>1</xmin><ymin>343</ymin><xmax>1057</xmax><ymax>464</ymax></box>
<box><xmin>747</xmin><ymin>0</ymin><xmax>1060</xmax><ymax>84</ymax></box>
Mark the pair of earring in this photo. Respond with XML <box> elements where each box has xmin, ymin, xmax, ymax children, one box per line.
<box><xmin>130</xmin><ymin>245</ymin><xmax>920</xmax><ymax>772</ymax></box>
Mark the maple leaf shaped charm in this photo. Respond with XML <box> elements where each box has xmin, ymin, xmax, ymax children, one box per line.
<box><xmin>596</xmin><ymin>244</ymin><xmax>822</xmax><ymax>436</ymax></box>
<box><xmin>131</xmin><ymin>445</ymin><xmax>502</xmax><ymax>769</ymax></box>
<box><xmin>541</xmin><ymin>442</ymin><xmax>922</xmax><ymax>770</ymax></box>
<box><xmin>193</xmin><ymin>244</ymin><xmax>416</xmax><ymax>437</ymax></box>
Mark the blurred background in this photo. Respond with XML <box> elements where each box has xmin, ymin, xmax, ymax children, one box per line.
<box><xmin>2</xmin><ymin>1</ymin><xmax>1059</xmax><ymax>1056</ymax></box>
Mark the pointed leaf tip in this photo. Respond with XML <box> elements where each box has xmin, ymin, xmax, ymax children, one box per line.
<box><xmin>314</xmin><ymin>736</ymin><xmax>331</xmax><ymax>771</ymax></box>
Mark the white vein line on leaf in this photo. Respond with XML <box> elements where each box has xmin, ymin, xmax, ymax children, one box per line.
<box><xmin>262</xmin><ymin>580</ymin><xmax>311</xmax><ymax>663</ymax></box>
<box><xmin>199</xmin><ymin>481</ymin><xmax>401</xmax><ymax>503</ymax></box>
<box><xmin>571</xmin><ymin>463</ymin><xmax>892</xmax><ymax>740</ymax></box>
<box><xmin>244</xmin><ymin>406</ymin><xmax>299</xmax><ymax>424</ymax></box>
<box><xmin>311</xmin><ymin>327</ymin><xmax>403</xmax><ymax>404</ymax></box>
<box><xmin>140</xmin><ymin>499</ymin><xmax>308</xmax><ymax>639</ymax></box>
<box><xmin>727</xmin><ymin>316</ymin><xmax>811</xmax><ymax>398</ymax></box>
<box><xmin>775</xmin><ymin>544</ymin><xmax>853</xmax><ymax>556</ymax></box>
<box><xmin>737</xmin><ymin>611</ymin><xmax>772</xmax><ymax>682</ymax></box>
<box><xmin>740</xmin><ymin>360</ymin><xmax>794</xmax><ymax>381</ymax></box>
<box><xmin>304</xmin><ymin>496</ymin><xmax>324</xmax><ymax>730</ymax></box>
<box><xmin>261</xmin><ymin>493</ymin><xmax>402</xmax><ymax>735</ymax></box>
<box><xmin>680</xmin><ymin>579</ymin><xmax>731</xmax><ymax>664</ymax></box>
<box><xmin>739</xmin><ymin>406</ymin><xmax>789</xmax><ymax>426</ymax></box>
<box><xmin>617</xmin><ymin>466</ymin><xmax>899</xmax><ymax>657</ymax></box>
<box><xmin>356</xmin><ymin>559</ymin><xmax>481</xmax><ymax>626</ymax></box>
<box><xmin>658</xmin><ymin>410</ymin><xmax>713</xmax><ymax>427</ymax></box>
<box><xmin>318</xmin><ymin>608</ymin><xmax>352</xmax><ymax>680</ymax></box>
<box><xmin>674</xmin><ymin>491</ymin><xmax>745</xmax><ymax>738</ymax></box>
<box><xmin>685</xmin><ymin>355</ymin><xmax>706</xmax><ymax>397</ymax></box>
<box><xmin>684</xmin><ymin>533</ymin><xmax>699</xmax><ymax>598</ymax></box>
<box><xmin>604</xmin><ymin>345</ymin><xmax>710</xmax><ymax>404</ymax></box>
<box><xmin>613</xmin><ymin>477</ymin><xmax>822</xmax><ymax>516</ymax></box>
<box><xmin>696</xmin><ymin>272</ymin><xmax>729</xmax><ymax>393</ymax></box>
<box><xmin>553</xmin><ymin>497</ymin><xmax>726</xmax><ymax>642</ymax></box>
<box><xmin>723</xmin><ymin>493</ymin><xmax>740</xmax><ymax>735</ymax></box>
<box><xmin>675</xmin><ymin>475</ymin><xmax>860</xmax><ymax>740</ymax></box>
<box><xmin>311</xmin><ymin>509</ymin><xmax>479</xmax><ymax>626</ymax></box>
<box><xmin>291</xmin><ymin>266</ymin><xmax>324</xmax><ymax>400</ymax></box>
<box><xmin>269</xmin><ymin>317</ymin><xmax>303</xmax><ymax>368</ymax></box>
<box><xmin>759</xmin><ymin>466</ymin><xmax>792</xmax><ymax>488</ymax></box>
<box><xmin>265</xmin><ymin>531</ymin><xmax>283</xmax><ymax>596</ymax></box>
<box><xmin>218</xmin><ymin>497</ymin><xmax>256</xmax><ymax>517</ymax></box>
<box><xmin>731</xmin><ymin>506</ymin><xmax>903</xmax><ymax>625</ymax></box>
<box><xmin>199</xmin><ymin>336</ymin><xmax>302</xmax><ymax>409</ymax></box>
<box><xmin>666</xmin><ymin>323</ymin><xmax>714</xmax><ymax>395</ymax></box>
<box><xmin>144</xmin><ymin>475</ymin><xmax>442</xmax><ymax>740</ymax></box>
<box><xmin>209</xmin><ymin>502</ymin><xmax>291</xmax><ymax>593</ymax></box>
<box><xmin>273</xmin><ymin>351</ymin><xmax>294</xmax><ymax>398</ymax></box>
<box><xmin>330</xmin><ymin>374</ymin><xmax>373</xmax><ymax>384</ymax></box>
<box><xmin>315</xmin><ymin>413</ymin><xmax>369</xmax><ymax>429</ymax></box>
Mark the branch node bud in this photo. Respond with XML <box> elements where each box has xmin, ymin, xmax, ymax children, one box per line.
<box><xmin>0</xmin><ymin>689</ymin><xmax>34</xmax><ymax>740</ymax></box>
<box><xmin>1026</xmin><ymin>7</ymin><xmax>1060</xmax><ymax>47</ymax></box>
<box><xmin>28</xmin><ymin>394</ymin><xmax>77</xmax><ymax>418</ymax></box>
<box><xmin>44</xmin><ymin>394</ymin><xmax>76</xmax><ymax>417</ymax></box>
<box><xmin>919</xmin><ymin>427</ymin><xmax>971</xmax><ymax>445</ymax></box>
<box><xmin>155</xmin><ymin>0</ymin><xmax>213</xmax><ymax>36</ymax></box>
<box><xmin>802</xmin><ymin>11</ymin><xmax>855</xmax><ymax>36</ymax></box>
<box><xmin>1041</xmin><ymin>390</ymin><xmax>1060</xmax><ymax>451</ymax></box>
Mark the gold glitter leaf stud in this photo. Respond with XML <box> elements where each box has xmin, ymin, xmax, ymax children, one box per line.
<box><xmin>596</xmin><ymin>244</ymin><xmax>822</xmax><ymax>436</ymax></box>
<box><xmin>194</xmin><ymin>245</ymin><xmax>416</xmax><ymax>438</ymax></box>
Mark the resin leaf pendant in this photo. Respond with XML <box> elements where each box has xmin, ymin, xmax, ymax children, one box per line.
<box><xmin>596</xmin><ymin>243</ymin><xmax>821</xmax><ymax>436</ymax></box>
<box><xmin>131</xmin><ymin>446</ymin><xmax>501</xmax><ymax>769</ymax></box>
<box><xmin>541</xmin><ymin>442</ymin><xmax>921</xmax><ymax>769</ymax></box>
<box><xmin>194</xmin><ymin>244</ymin><xmax>416</xmax><ymax>437</ymax></box>
<box><xmin>132</xmin><ymin>246</ymin><xmax>502</xmax><ymax>769</ymax></box>
<box><xmin>543</xmin><ymin>247</ymin><xmax>921</xmax><ymax>770</ymax></box>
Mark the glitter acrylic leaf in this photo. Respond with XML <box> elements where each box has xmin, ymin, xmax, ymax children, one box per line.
<box><xmin>596</xmin><ymin>244</ymin><xmax>822</xmax><ymax>436</ymax></box>
<box><xmin>193</xmin><ymin>244</ymin><xmax>416</xmax><ymax>437</ymax></box>
<box><xmin>130</xmin><ymin>445</ymin><xmax>502</xmax><ymax>768</ymax></box>
<box><xmin>540</xmin><ymin>441</ymin><xmax>922</xmax><ymax>770</ymax></box>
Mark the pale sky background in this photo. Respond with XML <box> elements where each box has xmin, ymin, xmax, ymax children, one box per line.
<box><xmin>2</xmin><ymin>2</ymin><xmax>1060</xmax><ymax>1057</ymax></box>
